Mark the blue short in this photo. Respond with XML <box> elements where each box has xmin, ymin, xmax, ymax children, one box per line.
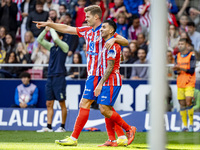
<box><xmin>82</xmin><ymin>75</ymin><xmax>101</xmax><ymax>100</ymax></box>
<box><xmin>45</xmin><ymin>76</ymin><xmax>66</xmax><ymax>101</ymax></box>
<box><xmin>97</xmin><ymin>86</ymin><xmax>121</xmax><ymax>106</ymax></box>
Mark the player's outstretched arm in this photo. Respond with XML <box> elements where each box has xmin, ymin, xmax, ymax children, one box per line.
<box><xmin>33</xmin><ymin>21</ymin><xmax>77</xmax><ymax>35</ymax></box>
<box><xmin>94</xmin><ymin>60</ymin><xmax>115</xmax><ymax>97</ymax></box>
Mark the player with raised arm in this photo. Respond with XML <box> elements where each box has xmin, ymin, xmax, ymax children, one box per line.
<box><xmin>34</xmin><ymin>5</ymin><xmax>133</xmax><ymax>146</ymax></box>
<box><xmin>94</xmin><ymin>19</ymin><xmax>136</xmax><ymax>147</ymax></box>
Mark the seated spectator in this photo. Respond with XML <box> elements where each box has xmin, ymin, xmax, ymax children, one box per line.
<box><xmin>131</xmin><ymin>48</ymin><xmax>149</xmax><ymax>80</ymax></box>
<box><xmin>20</xmin><ymin>0</ymin><xmax>36</xmax><ymax>43</ymax></box>
<box><xmin>59</xmin><ymin>4</ymin><xmax>67</xmax><ymax>18</ymax></box>
<box><xmin>168</xmin><ymin>24</ymin><xmax>180</xmax><ymax>50</ymax></box>
<box><xmin>120</xmin><ymin>47</ymin><xmax>134</xmax><ymax>79</ymax></box>
<box><xmin>93</xmin><ymin>0</ymin><xmax>108</xmax><ymax>21</ymax></box>
<box><xmin>4</xmin><ymin>33</ymin><xmax>16</xmax><ymax>54</ymax></box>
<box><xmin>0</xmin><ymin>42</ymin><xmax>6</xmax><ymax>64</ymax></box>
<box><xmin>79</xmin><ymin>42</ymin><xmax>87</xmax><ymax>64</ymax></box>
<box><xmin>128</xmin><ymin>15</ymin><xmax>147</xmax><ymax>41</ymax></box>
<box><xmin>0</xmin><ymin>26</ymin><xmax>6</xmax><ymax>49</ymax></box>
<box><xmin>108</xmin><ymin>0</ymin><xmax>130</xmax><ymax>22</ymax></box>
<box><xmin>188</xmin><ymin>7</ymin><xmax>200</xmax><ymax>32</ymax></box>
<box><xmin>31</xmin><ymin>43</ymin><xmax>50</xmax><ymax>70</ymax></box>
<box><xmin>178</xmin><ymin>15</ymin><xmax>189</xmax><ymax>33</ymax></box>
<box><xmin>24</xmin><ymin>31</ymin><xmax>35</xmax><ymax>54</ymax></box>
<box><xmin>74</xmin><ymin>0</ymin><xmax>87</xmax><ymax>27</ymax></box>
<box><xmin>167</xmin><ymin>49</ymin><xmax>176</xmax><ymax>79</ymax></box>
<box><xmin>26</xmin><ymin>1</ymin><xmax>48</xmax><ymax>38</ymax></box>
<box><xmin>167</xmin><ymin>1</ymin><xmax>178</xmax><ymax>27</ymax></box>
<box><xmin>12</xmin><ymin>72</ymin><xmax>38</xmax><ymax>108</ymax></box>
<box><xmin>66</xmin><ymin>53</ymin><xmax>87</xmax><ymax>79</ymax></box>
<box><xmin>16</xmin><ymin>42</ymin><xmax>31</xmax><ymax>64</ymax></box>
<box><xmin>116</xmin><ymin>12</ymin><xmax>128</xmax><ymax>39</ymax></box>
<box><xmin>0</xmin><ymin>52</ymin><xmax>21</xmax><ymax>78</ymax></box>
<box><xmin>129</xmin><ymin>41</ymin><xmax>138</xmax><ymax>62</ymax></box>
<box><xmin>137</xmin><ymin>33</ymin><xmax>148</xmax><ymax>50</ymax></box>
<box><xmin>43</xmin><ymin>0</ymin><xmax>60</xmax><ymax>18</ymax></box>
<box><xmin>123</xmin><ymin>0</ymin><xmax>143</xmax><ymax>16</ymax></box>
<box><xmin>187</xmin><ymin>22</ymin><xmax>200</xmax><ymax>52</ymax></box>
<box><xmin>0</xmin><ymin>0</ymin><xmax>18</xmax><ymax>35</ymax></box>
<box><xmin>49</xmin><ymin>9</ymin><xmax>59</xmax><ymax>23</ymax></box>
<box><xmin>138</xmin><ymin>0</ymin><xmax>151</xmax><ymax>31</ymax></box>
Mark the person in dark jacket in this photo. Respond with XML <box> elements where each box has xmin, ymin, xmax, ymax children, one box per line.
<box><xmin>0</xmin><ymin>0</ymin><xmax>18</xmax><ymax>36</ymax></box>
<box><xmin>26</xmin><ymin>1</ymin><xmax>48</xmax><ymax>37</ymax></box>
<box><xmin>20</xmin><ymin>0</ymin><xmax>36</xmax><ymax>42</ymax></box>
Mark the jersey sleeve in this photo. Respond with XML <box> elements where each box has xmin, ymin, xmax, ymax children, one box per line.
<box><xmin>107</xmin><ymin>45</ymin><xmax>119</xmax><ymax>60</ymax></box>
<box><xmin>76</xmin><ymin>26</ymin><xmax>91</xmax><ymax>38</ymax></box>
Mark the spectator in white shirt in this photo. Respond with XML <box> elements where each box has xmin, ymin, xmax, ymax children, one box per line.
<box><xmin>187</xmin><ymin>21</ymin><xmax>200</xmax><ymax>52</ymax></box>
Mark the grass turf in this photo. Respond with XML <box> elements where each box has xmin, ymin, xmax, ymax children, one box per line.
<box><xmin>0</xmin><ymin>131</ymin><xmax>199</xmax><ymax>150</ymax></box>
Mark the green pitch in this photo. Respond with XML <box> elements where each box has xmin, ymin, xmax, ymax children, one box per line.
<box><xmin>0</xmin><ymin>131</ymin><xmax>200</xmax><ymax>150</ymax></box>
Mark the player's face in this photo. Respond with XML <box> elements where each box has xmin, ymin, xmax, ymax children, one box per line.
<box><xmin>100</xmin><ymin>23</ymin><xmax>111</xmax><ymax>39</ymax></box>
<box><xmin>178</xmin><ymin>41</ymin><xmax>187</xmax><ymax>52</ymax></box>
<box><xmin>21</xmin><ymin>77</ymin><xmax>30</xmax><ymax>85</ymax></box>
<box><xmin>85</xmin><ymin>11</ymin><xmax>96</xmax><ymax>27</ymax></box>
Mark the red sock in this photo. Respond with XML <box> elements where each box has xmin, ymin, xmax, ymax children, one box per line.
<box><xmin>71</xmin><ymin>108</ymin><xmax>90</xmax><ymax>139</ymax></box>
<box><xmin>110</xmin><ymin>111</ymin><xmax>131</xmax><ymax>132</ymax></box>
<box><xmin>112</xmin><ymin>108</ymin><xmax>124</xmax><ymax>136</ymax></box>
<box><xmin>105</xmin><ymin>117</ymin><xmax>116</xmax><ymax>141</ymax></box>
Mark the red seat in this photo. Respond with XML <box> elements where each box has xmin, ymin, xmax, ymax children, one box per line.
<box><xmin>27</xmin><ymin>69</ymin><xmax>43</xmax><ymax>79</ymax></box>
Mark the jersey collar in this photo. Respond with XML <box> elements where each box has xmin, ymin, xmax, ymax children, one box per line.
<box><xmin>92</xmin><ymin>24</ymin><xmax>102</xmax><ymax>32</ymax></box>
<box><xmin>105</xmin><ymin>36</ymin><xmax>114</xmax><ymax>43</ymax></box>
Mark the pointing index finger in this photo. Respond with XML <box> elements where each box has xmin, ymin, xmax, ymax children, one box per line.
<box><xmin>32</xmin><ymin>21</ymin><xmax>38</xmax><ymax>24</ymax></box>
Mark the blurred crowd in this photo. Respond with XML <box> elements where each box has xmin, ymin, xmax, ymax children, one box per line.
<box><xmin>0</xmin><ymin>0</ymin><xmax>200</xmax><ymax>79</ymax></box>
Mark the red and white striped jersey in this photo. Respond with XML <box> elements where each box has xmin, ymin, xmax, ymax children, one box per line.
<box><xmin>138</xmin><ymin>3</ymin><xmax>151</xmax><ymax>30</ymax></box>
<box><xmin>101</xmin><ymin>43</ymin><xmax>122</xmax><ymax>86</ymax></box>
<box><xmin>13</xmin><ymin>0</ymin><xmax>23</xmax><ymax>21</ymax></box>
<box><xmin>76</xmin><ymin>25</ymin><xmax>104</xmax><ymax>76</ymax></box>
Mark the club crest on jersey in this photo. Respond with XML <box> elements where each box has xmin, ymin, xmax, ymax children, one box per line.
<box><xmin>96</xmin><ymin>36</ymin><xmax>100</xmax><ymax>41</ymax></box>
<box><xmin>107</xmin><ymin>49</ymin><xmax>116</xmax><ymax>58</ymax></box>
<box><xmin>89</xmin><ymin>41</ymin><xmax>94</xmax><ymax>51</ymax></box>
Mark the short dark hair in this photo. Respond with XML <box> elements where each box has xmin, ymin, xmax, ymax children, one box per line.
<box><xmin>65</xmin><ymin>12</ymin><xmax>71</xmax><ymax>18</ymax></box>
<box><xmin>20</xmin><ymin>72</ymin><xmax>31</xmax><ymax>79</ymax></box>
<box><xmin>179</xmin><ymin>38</ymin><xmax>191</xmax><ymax>44</ymax></box>
<box><xmin>36</xmin><ymin>0</ymin><xmax>44</xmax><ymax>5</ymax></box>
<box><xmin>60</xmin><ymin>4</ymin><xmax>67</xmax><ymax>10</ymax></box>
<box><xmin>103</xmin><ymin>19</ymin><xmax>117</xmax><ymax>33</ymax></box>
<box><xmin>187</xmin><ymin>21</ymin><xmax>195</xmax><ymax>27</ymax></box>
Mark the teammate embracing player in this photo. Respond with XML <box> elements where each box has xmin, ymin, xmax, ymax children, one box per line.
<box><xmin>34</xmin><ymin>5</ymin><xmax>136</xmax><ymax>146</ymax></box>
<box><xmin>94</xmin><ymin>19</ymin><xmax>136</xmax><ymax>147</ymax></box>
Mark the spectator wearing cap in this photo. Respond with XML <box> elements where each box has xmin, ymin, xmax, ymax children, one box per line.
<box><xmin>12</xmin><ymin>72</ymin><xmax>38</xmax><ymax>108</ymax></box>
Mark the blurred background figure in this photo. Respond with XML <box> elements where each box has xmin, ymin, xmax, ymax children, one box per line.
<box><xmin>12</xmin><ymin>72</ymin><xmax>38</xmax><ymax>108</ymax></box>
<box><xmin>0</xmin><ymin>51</ymin><xmax>21</xmax><ymax>78</ymax></box>
<box><xmin>120</xmin><ymin>46</ymin><xmax>134</xmax><ymax>79</ymax></box>
<box><xmin>66</xmin><ymin>52</ymin><xmax>87</xmax><ymax>79</ymax></box>
<box><xmin>131</xmin><ymin>48</ymin><xmax>149</xmax><ymax>80</ymax></box>
<box><xmin>4</xmin><ymin>33</ymin><xmax>16</xmax><ymax>54</ymax></box>
<box><xmin>20</xmin><ymin>0</ymin><xmax>36</xmax><ymax>43</ymax></box>
<box><xmin>0</xmin><ymin>0</ymin><xmax>18</xmax><ymax>36</ymax></box>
